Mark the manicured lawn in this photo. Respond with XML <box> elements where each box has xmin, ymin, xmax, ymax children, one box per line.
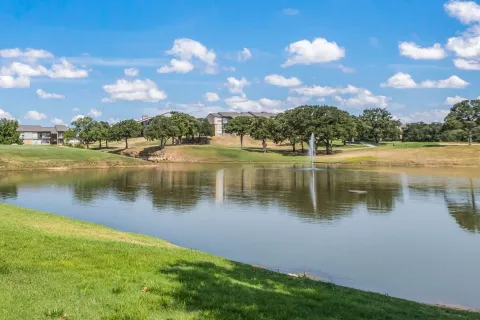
<box><xmin>0</xmin><ymin>145</ymin><xmax>146</xmax><ymax>169</ymax></box>
<box><xmin>0</xmin><ymin>203</ymin><xmax>478</xmax><ymax>319</ymax></box>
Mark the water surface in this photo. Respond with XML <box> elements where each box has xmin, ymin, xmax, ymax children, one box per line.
<box><xmin>1</xmin><ymin>164</ymin><xmax>479</xmax><ymax>308</ymax></box>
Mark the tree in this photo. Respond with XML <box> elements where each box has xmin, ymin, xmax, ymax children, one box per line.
<box><xmin>309</xmin><ymin>106</ymin><xmax>351</xmax><ymax>155</ymax></box>
<box><xmin>170</xmin><ymin>112</ymin><xmax>197</xmax><ymax>144</ymax></box>
<box><xmin>144</xmin><ymin>116</ymin><xmax>178</xmax><ymax>149</ymax></box>
<box><xmin>112</xmin><ymin>119</ymin><xmax>142</xmax><ymax>149</ymax></box>
<box><xmin>96</xmin><ymin>121</ymin><xmax>110</xmax><ymax>148</ymax></box>
<box><xmin>0</xmin><ymin>119</ymin><xmax>22</xmax><ymax>145</ymax></box>
<box><xmin>343</xmin><ymin>115</ymin><xmax>358</xmax><ymax>145</ymax></box>
<box><xmin>71</xmin><ymin>116</ymin><xmax>98</xmax><ymax>149</ymax></box>
<box><xmin>359</xmin><ymin>108</ymin><xmax>397</xmax><ymax>144</ymax></box>
<box><xmin>445</xmin><ymin>100</ymin><xmax>480</xmax><ymax>145</ymax></box>
<box><xmin>196</xmin><ymin>118</ymin><xmax>214</xmax><ymax>141</ymax></box>
<box><xmin>250</xmin><ymin>117</ymin><xmax>275</xmax><ymax>153</ymax></box>
<box><xmin>403</xmin><ymin>122</ymin><xmax>443</xmax><ymax>142</ymax></box>
<box><xmin>225</xmin><ymin>116</ymin><xmax>252</xmax><ymax>149</ymax></box>
<box><xmin>63</xmin><ymin>129</ymin><xmax>77</xmax><ymax>144</ymax></box>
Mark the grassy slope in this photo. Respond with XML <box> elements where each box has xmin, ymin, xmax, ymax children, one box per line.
<box><xmin>0</xmin><ymin>145</ymin><xmax>148</xmax><ymax>170</ymax></box>
<box><xmin>0</xmin><ymin>203</ymin><xmax>478</xmax><ymax>320</ymax></box>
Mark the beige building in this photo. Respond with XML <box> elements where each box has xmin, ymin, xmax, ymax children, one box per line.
<box><xmin>206</xmin><ymin>112</ymin><xmax>276</xmax><ymax>136</ymax></box>
<box><xmin>17</xmin><ymin>125</ymin><xmax>68</xmax><ymax>145</ymax></box>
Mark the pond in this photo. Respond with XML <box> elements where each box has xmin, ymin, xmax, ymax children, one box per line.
<box><xmin>1</xmin><ymin>164</ymin><xmax>479</xmax><ymax>308</ymax></box>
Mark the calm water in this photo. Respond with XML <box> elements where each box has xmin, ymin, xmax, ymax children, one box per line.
<box><xmin>1</xmin><ymin>164</ymin><xmax>480</xmax><ymax>308</ymax></box>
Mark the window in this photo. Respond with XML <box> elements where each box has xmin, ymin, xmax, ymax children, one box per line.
<box><xmin>216</xmin><ymin>118</ymin><xmax>222</xmax><ymax>123</ymax></box>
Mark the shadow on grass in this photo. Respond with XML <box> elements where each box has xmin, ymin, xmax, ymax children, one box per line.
<box><xmin>242</xmin><ymin>147</ymin><xmax>345</xmax><ymax>157</ymax></box>
<box><xmin>157</xmin><ymin>260</ymin><xmax>465</xmax><ymax>320</ymax></box>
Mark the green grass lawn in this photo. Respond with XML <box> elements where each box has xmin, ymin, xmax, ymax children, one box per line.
<box><xmin>378</xmin><ymin>142</ymin><xmax>441</xmax><ymax>149</ymax></box>
<box><xmin>0</xmin><ymin>203</ymin><xmax>478</xmax><ymax>320</ymax></box>
<box><xmin>0</xmin><ymin>145</ymin><xmax>146</xmax><ymax>169</ymax></box>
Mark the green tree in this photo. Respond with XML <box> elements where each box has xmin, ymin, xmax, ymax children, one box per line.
<box><xmin>309</xmin><ymin>106</ymin><xmax>351</xmax><ymax>155</ymax></box>
<box><xmin>96</xmin><ymin>121</ymin><xmax>110</xmax><ymax>148</ymax></box>
<box><xmin>445</xmin><ymin>100</ymin><xmax>480</xmax><ymax>145</ymax></box>
<box><xmin>250</xmin><ymin>117</ymin><xmax>275</xmax><ymax>153</ymax></box>
<box><xmin>111</xmin><ymin>119</ymin><xmax>142</xmax><ymax>149</ymax></box>
<box><xmin>71</xmin><ymin>116</ymin><xmax>98</xmax><ymax>149</ymax></box>
<box><xmin>359</xmin><ymin>108</ymin><xmax>397</xmax><ymax>144</ymax></box>
<box><xmin>63</xmin><ymin>129</ymin><xmax>77</xmax><ymax>145</ymax></box>
<box><xmin>403</xmin><ymin>122</ymin><xmax>443</xmax><ymax>142</ymax></box>
<box><xmin>343</xmin><ymin>115</ymin><xmax>358</xmax><ymax>145</ymax></box>
<box><xmin>225</xmin><ymin>116</ymin><xmax>252</xmax><ymax>149</ymax></box>
<box><xmin>145</xmin><ymin>116</ymin><xmax>178</xmax><ymax>149</ymax></box>
<box><xmin>0</xmin><ymin>119</ymin><xmax>22</xmax><ymax>145</ymax></box>
<box><xmin>170</xmin><ymin>112</ymin><xmax>197</xmax><ymax>144</ymax></box>
<box><xmin>196</xmin><ymin>118</ymin><xmax>214</xmax><ymax>141</ymax></box>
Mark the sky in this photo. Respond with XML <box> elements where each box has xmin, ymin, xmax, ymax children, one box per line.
<box><xmin>1</xmin><ymin>0</ymin><xmax>480</xmax><ymax>126</ymax></box>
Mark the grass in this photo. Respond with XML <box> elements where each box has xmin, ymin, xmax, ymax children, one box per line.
<box><xmin>1</xmin><ymin>202</ymin><xmax>478</xmax><ymax>320</ymax></box>
<box><xmin>0</xmin><ymin>145</ymin><xmax>148</xmax><ymax>170</ymax></box>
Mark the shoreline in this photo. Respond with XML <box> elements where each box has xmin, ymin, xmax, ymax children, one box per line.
<box><xmin>1</xmin><ymin>202</ymin><xmax>479</xmax><ymax>319</ymax></box>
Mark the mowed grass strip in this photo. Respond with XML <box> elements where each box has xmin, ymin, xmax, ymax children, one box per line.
<box><xmin>1</xmin><ymin>203</ymin><xmax>478</xmax><ymax>319</ymax></box>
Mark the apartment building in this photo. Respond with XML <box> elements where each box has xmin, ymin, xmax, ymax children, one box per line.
<box><xmin>206</xmin><ymin>111</ymin><xmax>276</xmax><ymax>136</ymax></box>
<box><xmin>17</xmin><ymin>125</ymin><xmax>68</xmax><ymax>145</ymax></box>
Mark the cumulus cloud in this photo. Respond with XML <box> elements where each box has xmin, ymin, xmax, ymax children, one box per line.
<box><xmin>71</xmin><ymin>114</ymin><xmax>85</xmax><ymax>122</ymax></box>
<box><xmin>162</xmin><ymin>38</ymin><xmax>217</xmax><ymax>74</ymax></box>
<box><xmin>333</xmin><ymin>90</ymin><xmax>389</xmax><ymax>108</ymax></box>
<box><xmin>24</xmin><ymin>110</ymin><xmax>47</xmax><ymax>121</ymax></box>
<box><xmin>395</xmin><ymin>109</ymin><xmax>450</xmax><ymax>124</ymax></box>
<box><xmin>224</xmin><ymin>95</ymin><xmax>311</xmax><ymax>113</ymax></box>
<box><xmin>453</xmin><ymin>58</ymin><xmax>480</xmax><ymax>69</ymax></box>
<box><xmin>157</xmin><ymin>59</ymin><xmax>194</xmax><ymax>74</ymax></box>
<box><xmin>225</xmin><ymin>77</ymin><xmax>250</xmax><ymax>94</ymax></box>
<box><xmin>0</xmin><ymin>108</ymin><xmax>14</xmax><ymax>119</ymax></box>
<box><xmin>446</xmin><ymin>25</ymin><xmax>480</xmax><ymax>59</ymax></box>
<box><xmin>282</xmin><ymin>37</ymin><xmax>345</xmax><ymax>67</ymax></box>
<box><xmin>381</xmin><ymin>72</ymin><xmax>469</xmax><ymax>88</ymax></box>
<box><xmin>291</xmin><ymin>84</ymin><xmax>360</xmax><ymax>96</ymax></box>
<box><xmin>204</xmin><ymin>92</ymin><xmax>220</xmax><ymax>102</ymax></box>
<box><xmin>237</xmin><ymin>48</ymin><xmax>252</xmax><ymax>61</ymax></box>
<box><xmin>0</xmin><ymin>48</ymin><xmax>53</xmax><ymax>61</ymax></box>
<box><xmin>337</xmin><ymin>64</ymin><xmax>355</xmax><ymax>73</ymax></box>
<box><xmin>48</xmin><ymin>59</ymin><xmax>88</xmax><ymax>78</ymax></box>
<box><xmin>399</xmin><ymin>42</ymin><xmax>447</xmax><ymax>60</ymax></box>
<box><xmin>102</xmin><ymin>78</ymin><xmax>167</xmax><ymax>102</ymax></box>
<box><xmin>88</xmin><ymin>108</ymin><xmax>102</xmax><ymax>118</ymax></box>
<box><xmin>124</xmin><ymin>68</ymin><xmax>139</xmax><ymax>77</ymax></box>
<box><xmin>283</xmin><ymin>8</ymin><xmax>300</xmax><ymax>15</ymax></box>
<box><xmin>444</xmin><ymin>0</ymin><xmax>480</xmax><ymax>24</ymax></box>
<box><xmin>264</xmin><ymin>74</ymin><xmax>302</xmax><ymax>87</ymax></box>
<box><xmin>51</xmin><ymin>118</ymin><xmax>65</xmax><ymax>125</ymax></box>
<box><xmin>0</xmin><ymin>75</ymin><xmax>30</xmax><ymax>88</ymax></box>
<box><xmin>445</xmin><ymin>95</ymin><xmax>468</xmax><ymax>105</ymax></box>
<box><xmin>36</xmin><ymin>89</ymin><xmax>65</xmax><ymax>99</ymax></box>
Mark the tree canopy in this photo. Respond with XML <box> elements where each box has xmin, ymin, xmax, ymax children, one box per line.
<box><xmin>359</xmin><ymin>108</ymin><xmax>400</xmax><ymax>144</ymax></box>
<box><xmin>444</xmin><ymin>100</ymin><xmax>480</xmax><ymax>145</ymax></box>
<box><xmin>0</xmin><ymin>119</ymin><xmax>22</xmax><ymax>145</ymax></box>
<box><xmin>71</xmin><ymin>117</ymin><xmax>98</xmax><ymax>149</ymax></box>
<box><xmin>111</xmin><ymin>119</ymin><xmax>143</xmax><ymax>149</ymax></box>
<box><xmin>144</xmin><ymin>116</ymin><xmax>178</xmax><ymax>149</ymax></box>
<box><xmin>225</xmin><ymin>116</ymin><xmax>253</xmax><ymax>149</ymax></box>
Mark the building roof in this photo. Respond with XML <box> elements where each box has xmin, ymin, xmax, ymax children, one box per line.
<box><xmin>207</xmin><ymin>113</ymin><xmax>222</xmax><ymax>117</ymax></box>
<box><xmin>248</xmin><ymin>112</ymin><xmax>277</xmax><ymax>118</ymax></box>
<box><xmin>218</xmin><ymin>112</ymin><xmax>254</xmax><ymax>118</ymax></box>
<box><xmin>17</xmin><ymin>125</ymin><xmax>68</xmax><ymax>133</ymax></box>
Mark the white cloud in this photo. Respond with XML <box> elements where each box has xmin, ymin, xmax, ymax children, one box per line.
<box><xmin>47</xmin><ymin>59</ymin><xmax>88</xmax><ymax>78</ymax></box>
<box><xmin>224</xmin><ymin>95</ymin><xmax>311</xmax><ymax>113</ymax></box>
<box><xmin>124</xmin><ymin>68</ymin><xmax>139</xmax><ymax>77</ymax></box>
<box><xmin>71</xmin><ymin>114</ymin><xmax>85</xmax><ymax>122</ymax></box>
<box><xmin>225</xmin><ymin>77</ymin><xmax>250</xmax><ymax>94</ymax></box>
<box><xmin>264</xmin><ymin>74</ymin><xmax>302</xmax><ymax>87</ymax></box>
<box><xmin>338</xmin><ymin>64</ymin><xmax>355</xmax><ymax>73</ymax></box>
<box><xmin>164</xmin><ymin>38</ymin><xmax>217</xmax><ymax>73</ymax></box>
<box><xmin>446</xmin><ymin>25</ymin><xmax>480</xmax><ymax>59</ymax></box>
<box><xmin>333</xmin><ymin>90</ymin><xmax>389</xmax><ymax>108</ymax></box>
<box><xmin>72</xmin><ymin>108</ymin><xmax>80</xmax><ymax>112</ymax></box>
<box><xmin>291</xmin><ymin>84</ymin><xmax>360</xmax><ymax>96</ymax></box>
<box><xmin>1</xmin><ymin>62</ymin><xmax>49</xmax><ymax>77</ymax></box>
<box><xmin>381</xmin><ymin>72</ymin><xmax>469</xmax><ymax>88</ymax></box>
<box><xmin>395</xmin><ymin>109</ymin><xmax>450</xmax><ymax>124</ymax></box>
<box><xmin>445</xmin><ymin>95</ymin><xmax>468</xmax><ymax>105</ymax></box>
<box><xmin>103</xmin><ymin>78</ymin><xmax>167</xmax><ymax>102</ymax></box>
<box><xmin>0</xmin><ymin>75</ymin><xmax>30</xmax><ymax>88</ymax></box>
<box><xmin>1</xmin><ymin>59</ymin><xmax>88</xmax><ymax>80</ymax></box>
<box><xmin>444</xmin><ymin>0</ymin><xmax>480</xmax><ymax>24</ymax></box>
<box><xmin>283</xmin><ymin>8</ymin><xmax>300</xmax><ymax>15</ymax></box>
<box><xmin>453</xmin><ymin>58</ymin><xmax>480</xmax><ymax>69</ymax></box>
<box><xmin>0</xmin><ymin>48</ymin><xmax>53</xmax><ymax>61</ymax></box>
<box><xmin>399</xmin><ymin>42</ymin><xmax>447</xmax><ymax>60</ymax></box>
<box><xmin>204</xmin><ymin>92</ymin><xmax>220</xmax><ymax>102</ymax></box>
<box><xmin>282</xmin><ymin>37</ymin><xmax>345</xmax><ymax>67</ymax></box>
<box><xmin>238</xmin><ymin>48</ymin><xmax>252</xmax><ymax>61</ymax></box>
<box><xmin>36</xmin><ymin>89</ymin><xmax>65</xmax><ymax>99</ymax></box>
<box><xmin>222</xmin><ymin>66</ymin><xmax>236</xmax><ymax>72</ymax></box>
<box><xmin>258</xmin><ymin>98</ymin><xmax>283</xmax><ymax>108</ymax></box>
<box><xmin>51</xmin><ymin>118</ymin><xmax>65</xmax><ymax>125</ymax></box>
<box><xmin>100</xmin><ymin>98</ymin><xmax>114</xmax><ymax>103</ymax></box>
<box><xmin>24</xmin><ymin>110</ymin><xmax>47</xmax><ymax>121</ymax></box>
<box><xmin>88</xmin><ymin>108</ymin><xmax>102</xmax><ymax>118</ymax></box>
<box><xmin>157</xmin><ymin>59</ymin><xmax>194</xmax><ymax>74</ymax></box>
<box><xmin>0</xmin><ymin>108</ymin><xmax>14</xmax><ymax>119</ymax></box>
<box><xmin>316</xmin><ymin>97</ymin><xmax>326</xmax><ymax>103</ymax></box>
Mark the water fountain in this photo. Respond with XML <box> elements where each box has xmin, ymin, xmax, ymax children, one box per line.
<box><xmin>308</xmin><ymin>133</ymin><xmax>315</xmax><ymax>170</ymax></box>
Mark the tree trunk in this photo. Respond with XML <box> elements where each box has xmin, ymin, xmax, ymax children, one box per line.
<box><xmin>343</xmin><ymin>139</ymin><xmax>346</xmax><ymax>146</ymax></box>
<box><xmin>171</xmin><ymin>136</ymin><xmax>175</xmax><ymax>145</ymax></box>
<box><xmin>125</xmin><ymin>138</ymin><xmax>128</xmax><ymax>149</ymax></box>
<box><xmin>240</xmin><ymin>135</ymin><xmax>244</xmax><ymax>149</ymax></box>
<box><xmin>177</xmin><ymin>136</ymin><xmax>182</xmax><ymax>145</ymax></box>
<box><xmin>86</xmin><ymin>142</ymin><xmax>89</xmax><ymax>149</ymax></box>
<box><xmin>469</xmin><ymin>130</ymin><xmax>472</xmax><ymax>145</ymax></box>
<box><xmin>292</xmin><ymin>141</ymin><xmax>296</xmax><ymax>152</ymax></box>
<box><xmin>301</xmin><ymin>140</ymin><xmax>304</xmax><ymax>153</ymax></box>
<box><xmin>262</xmin><ymin>138</ymin><xmax>267</xmax><ymax>153</ymax></box>
<box><xmin>106</xmin><ymin>140</ymin><xmax>109</xmax><ymax>148</ymax></box>
<box><xmin>326</xmin><ymin>141</ymin><xmax>333</xmax><ymax>155</ymax></box>
<box><xmin>197</xmin><ymin>133</ymin><xmax>201</xmax><ymax>144</ymax></box>
<box><xmin>99</xmin><ymin>140</ymin><xmax>102</xmax><ymax>149</ymax></box>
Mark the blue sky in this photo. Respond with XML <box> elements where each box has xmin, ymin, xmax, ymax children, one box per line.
<box><xmin>1</xmin><ymin>0</ymin><xmax>480</xmax><ymax>126</ymax></box>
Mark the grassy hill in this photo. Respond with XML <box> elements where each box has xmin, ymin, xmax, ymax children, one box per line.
<box><xmin>1</xmin><ymin>202</ymin><xmax>478</xmax><ymax>319</ymax></box>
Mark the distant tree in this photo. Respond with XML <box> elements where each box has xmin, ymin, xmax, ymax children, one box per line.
<box><xmin>170</xmin><ymin>112</ymin><xmax>197</xmax><ymax>144</ymax></box>
<box><xmin>343</xmin><ymin>115</ymin><xmax>358</xmax><ymax>145</ymax></box>
<box><xmin>71</xmin><ymin>116</ymin><xmax>98</xmax><ymax>149</ymax></box>
<box><xmin>250</xmin><ymin>117</ymin><xmax>275</xmax><ymax>153</ymax></box>
<box><xmin>63</xmin><ymin>129</ymin><xmax>77</xmax><ymax>144</ymax></box>
<box><xmin>196</xmin><ymin>118</ymin><xmax>214</xmax><ymax>140</ymax></box>
<box><xmin>112</xmin><ymin>119</ymin><xmax>142</xmax><ymax>149</ymax></box>
<box><xmin>269</xmin><ymin>119</ymin><xmax>285</xmax><ymax>145</ymax></box>
<box><xmin>145</xmin><ymin>116</ymin><xmax>178</xmax><ymax>149</ymax></box>
<box><xmin>444</xmin><ymin>100</ymin><xmax>480</xmax><ymax>145</ymax></box>
<box><xmin>96</xmin><ymin>121</ymin><xmax>110</xmax><ymax>148</ymax></box>
<box><xmin>0</xmin><ymin>119</ymin><xmax>22</xmax><ymax>145</ymax></box>
<box><xmin>309</xmin><ymin>106</ymin><xmax>351</xmax><ymax>154</ymax></box>
<box><xmin>359</xmin><ymin>108</ymin><xmax>398</xmax><ymax>144</ymax></box>
<box><xmin>225</xmin><ymin>116</ymin><xmax>253</xmax><ymax>149</ymax></box>
<box><xmin>403</xmin><ymin>122</ymin><xmax>443</xmax><ymax>142</ymax></box>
